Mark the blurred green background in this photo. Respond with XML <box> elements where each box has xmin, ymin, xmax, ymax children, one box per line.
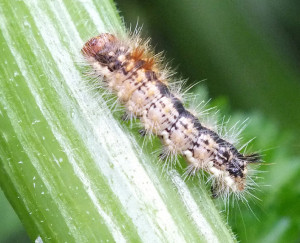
<box><xmin>1</xmin><ymin>0</ymin><xmax>299</xmax><ymax>242</ymax></box>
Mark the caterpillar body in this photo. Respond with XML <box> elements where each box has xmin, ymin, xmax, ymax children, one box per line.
<box><xmin>81</xmin><ymin>33</ymin><xmax>260</xmax><ymax>198</ymax></box>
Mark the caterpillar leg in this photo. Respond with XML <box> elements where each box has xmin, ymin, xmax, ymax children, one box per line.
<box><xmin>121</xmin><ymin>112</ymin><xmax>129</xmax><ymax>121</ymax></box>
<box><xmin>138</xmin><ymin>129</ymin><xmax>147</xmax><ymax>136</ymax></box>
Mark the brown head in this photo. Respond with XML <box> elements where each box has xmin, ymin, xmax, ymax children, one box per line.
<box><xmin>81</xmin><ymin>33</ymin><xmax>117</xmax><ymax>57</ymax></box>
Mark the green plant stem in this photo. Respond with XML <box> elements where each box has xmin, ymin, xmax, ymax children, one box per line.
<box><xmin>0</xmin><ymin>0</ymin><xmax>235</xmax><ymax>242</ymax></box>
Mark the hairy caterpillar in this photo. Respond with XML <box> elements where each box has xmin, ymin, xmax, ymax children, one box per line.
<box><xmin>81</xmin><ymin>32</ymin><xmax>260</xmax><ymax>199</ymax></box>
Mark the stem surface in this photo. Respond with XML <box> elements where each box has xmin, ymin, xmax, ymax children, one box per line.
<box><xmin>0</xmin><ymin>0</ymin><xmax>235</xmax><ymax>242</ymax></box>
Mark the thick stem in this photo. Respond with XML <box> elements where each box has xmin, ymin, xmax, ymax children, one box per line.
<box><xmin>0</xmin><ymin>0</ymin><xmax>235</xmax><ymax>242</ymax></box>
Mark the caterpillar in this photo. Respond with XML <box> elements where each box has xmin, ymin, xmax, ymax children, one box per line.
<box><xmin>81</xmin><ymin>32</ymin><xmax>260</xmax><ymax>199</ymax></box>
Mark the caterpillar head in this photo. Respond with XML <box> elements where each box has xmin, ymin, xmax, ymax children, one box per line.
<box><xmin>82</xmin><ymin>33</ymin><xmax>117</xmax><ymax>57</ymax></box>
